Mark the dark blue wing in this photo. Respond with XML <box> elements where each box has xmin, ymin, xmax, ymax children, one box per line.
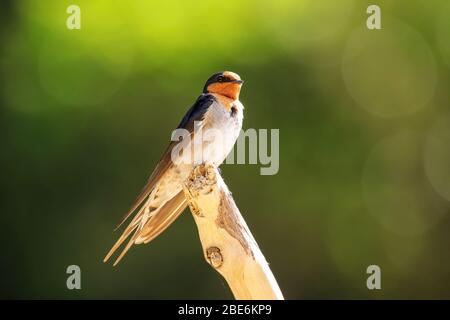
<box><xmin>177</xmin><ymin>93</ymin><xmax>215</xmax><ymax>130</ymax></box>
<box><xmin>114</xmin><ymin>93</ymin><xmax>216</xmax><ymax>229</ymax></box>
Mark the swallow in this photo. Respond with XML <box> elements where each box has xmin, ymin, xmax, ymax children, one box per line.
<box><xmin>104</xmin><ymin>71</ymin><xmax>244</xmax><ymax>265</ymax></box>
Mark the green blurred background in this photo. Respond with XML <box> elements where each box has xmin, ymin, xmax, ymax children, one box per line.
<box><xmin>1</xmin><ymin>0</ymin><xmax>450</xmax><ymax>299</ymax></box>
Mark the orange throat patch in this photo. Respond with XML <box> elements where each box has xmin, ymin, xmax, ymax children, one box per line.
<box><xmin>207</xmin><ymin>82</ymin><xmax>241</xmax><ymax>101</ymax></box>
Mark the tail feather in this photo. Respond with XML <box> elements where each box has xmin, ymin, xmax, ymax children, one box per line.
<box><xmin>103</xmin><ymin>190</ymin><xmax>155</xmax><ymax>264</ymax></box>
<box><xmin>103</xmin><ymin>206</ymin><xmax>145</xmax><ymax>264</ymax></box>
<box><xmin>112</xmin><ymin>225</ymin><xmax>146</xmax><ymax>266</ymax></box>
<box><xmin>104</xmin><ymin>189</ymin><xmax>187</xmax><ymax>266</ymax></box>
<box><xmin>137</xmin><ymin>192</ymin><xmax>187</xmax><ymax>244</ymax></box>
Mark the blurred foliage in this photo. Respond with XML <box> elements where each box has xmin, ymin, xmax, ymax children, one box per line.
<box><xmin>1</xmin><ymin>0</ymin><xmax>450</xmax><ymax>299</ymax></box>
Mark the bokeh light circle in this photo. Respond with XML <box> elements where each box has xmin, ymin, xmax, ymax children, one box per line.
<box><xmin>362</xmin><ymin>132</ymin><xmax>446</xmax><ymax>236</ymax></box>
<box><xmin>424</xmin><ymin>114</ymin><xmax>450</xmax><ymax>202</ymax></box>
<box><xmin>342</xmin><ymin>18</ymin><xmax>437</xmax><ymax>118</ymax></box>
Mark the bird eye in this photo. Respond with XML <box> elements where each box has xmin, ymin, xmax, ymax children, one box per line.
<box><xmin>217</xmin><ymin>76</ymin><xmax>224</xmax><ymax>82</ymax></box>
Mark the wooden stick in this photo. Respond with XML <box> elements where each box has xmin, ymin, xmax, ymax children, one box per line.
<box><xmin>182</xmin><ymin>163</ymin><xmax>284</xmax><ymax>300</ymax></box>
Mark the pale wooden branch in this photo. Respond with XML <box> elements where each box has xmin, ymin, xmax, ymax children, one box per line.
<box><xmin>182</xmin><ymin>163</ymin><xmax>284</xmax><ymax>300</ymax></box>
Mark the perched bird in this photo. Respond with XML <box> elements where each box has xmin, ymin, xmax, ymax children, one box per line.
<box><xmin>104</xmin><ymin>71</ymin><xmax>244</xmax><ymax>266</ymax></box>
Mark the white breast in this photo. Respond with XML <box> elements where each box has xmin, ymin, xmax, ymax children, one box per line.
<box><xmin>202</xmin><ymin>99</ymin><xmax>244</xmax><ymax>165</ymax></box>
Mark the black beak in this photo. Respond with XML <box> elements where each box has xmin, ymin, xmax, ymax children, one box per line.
<box><xmin>230</xmin><ymin>80</ymin><xmax>244</xmax><ymax>84</ymax></box>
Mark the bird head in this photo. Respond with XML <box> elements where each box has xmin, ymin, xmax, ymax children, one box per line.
<box><xmin>203</xmin><ymin>71</ymin><xmax>244</xmax><ymax>100</ymax></box>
